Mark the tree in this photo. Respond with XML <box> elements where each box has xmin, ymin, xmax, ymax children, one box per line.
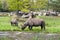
<box><xmin>48</xmin><ymin>0</ymin><xmax>60</xmax><ymax>12</ymax></box>
<box><xmin>0</xmin><ymin>0</ymin><xmax>3</xmax><ymax>11</ymax></box>
<box><xmin>2</xmin><ymin>0</ymin><xmax>8</xmax><ymax>11</ymax></box>
<box><xmin>30</xmin><ymin>0</ymin><xmax>48</xmax><ymax>11</ymax></box>
<box><xmin>6</xmin><ymin>0</ymin><xmax>17</xmax><ymax>11</ymax></box>
<box><xmin>7</xmin><ymin>0</ymin><xmax>30</xmax><ymax>12</ymax></box>
<box><xmin>6</xmin><ymin>0</ymin><xmax>48</xmax><ymax>12</ymax></box>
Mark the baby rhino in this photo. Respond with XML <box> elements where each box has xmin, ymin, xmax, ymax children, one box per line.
<box><xmin>11</xmin><ymin>19</ymin><xmax>18</xmax><ymax>26</ymax></box>
<box><xmin>21</xmin><ymin>18</ymin><xmax>45</xmax><ymax>30</ymax></box>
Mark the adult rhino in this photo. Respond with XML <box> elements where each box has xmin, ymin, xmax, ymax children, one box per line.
<box><xmin>21</xmin><ymin>17</ymin><xmax>45</xmax><ymax>30</ymax></box>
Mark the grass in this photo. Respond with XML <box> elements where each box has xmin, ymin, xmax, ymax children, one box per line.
<box><xmin>0</xmin><ymin>16</ymin><xmax>20</xmax><ymax>31</ymax></box>
<box><xmin>0</xmin><ymin>16</ymin><xmax>60</xmax><ymax>33</ymax></box>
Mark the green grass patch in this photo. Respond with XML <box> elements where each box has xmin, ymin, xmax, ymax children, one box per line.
<box><xmin>0</xmin><ymin>16</ymin><xmax>60</xmax><ymax>33</ymax></box>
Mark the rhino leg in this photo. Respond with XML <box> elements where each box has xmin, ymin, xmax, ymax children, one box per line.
<box><xmin>41</xmin><ymin>23</ymin><xmax>45</xmax><ymax>30</ymax></box>
<box><xmin>11</xmin><ymin>22</ymin><xmax>14</xmax><ymax>26</ymax></box>
<box><xmin>28</xmin><ymin>26</ymin><xmax>32</xmax><ymax>30</ymax></box>
<box><xmin>21</xmin><ymin>25</ymin><xmax>27</xmax><ymax>30</ymax></box>
<box><xmin>15</xmin><ymin>23</ymin><xmax>18</xmax><ymax>26</ymax></box>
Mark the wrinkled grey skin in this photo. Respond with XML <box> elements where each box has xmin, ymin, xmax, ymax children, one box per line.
<box><xmin>21</xmin><ymin>18</ymin><xmax>45</xmax><ymax>30</ymax></box>
<box><xmin>11</xmin><ymin>19</ymin><xmax>18</xmax><ymax>26</ymax></box>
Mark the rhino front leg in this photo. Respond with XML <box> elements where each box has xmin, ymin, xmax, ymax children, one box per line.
<box><xmin>15</xmin><ymin>23</ymin><xmax>18</xmax><ymax>26</ymax></box>
<box><xmin>28</xmin><ymin>26</ymin><xmax>32</xmax><ymax>30</ymax></box>
<box><xmin>11</xmin><ymin>22</ymin><xmax>14</xmax><ymax>26</ymax></box>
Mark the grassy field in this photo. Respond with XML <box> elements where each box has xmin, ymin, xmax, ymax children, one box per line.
<box><xmin>0</xmin><ymin>16</ymin><xmax>60</xmax><ymax>33</ymax></box>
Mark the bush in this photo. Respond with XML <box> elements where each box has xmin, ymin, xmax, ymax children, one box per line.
<box><xmin>21</xmin><ymin>9</ymin><xmax>30</xmax><ymax>13</ymax></box>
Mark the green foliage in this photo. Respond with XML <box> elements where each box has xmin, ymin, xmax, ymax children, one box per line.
<box><xmin>0</xmin><ymin>0</ymin><xmax>3</xmax><ymax>11</ymax></box>
<box><xmin>6</xmin><ymin>0</ymin><xmax>30</xmax><ymax>11</ymax></box>
<box><xmin>6</xmin><ymin>0</ymin><xmax>17</xmax><ymax>11</ymax></box>
<box><xmin>30</xmin><ymin>0</ymin><xmax>48</xmax><ymax>11</ymax></box>
<box><xmin>48</xmin><ymin>0</ymin><xmax>60</xmax><ymax>12</ymax></box>
<box><xmin>6</xmin><ymin>0</ymin><xmax>48</xmax><ymax>11</ymax></box>
<box><xmin>0</xmin><ymin>0</ymin><xmax>48</xmax><ymax>11</ymax></box>
<box><xmin>21</xmin><ymin>9</ymin><xmax>30</xmax><ymax>12</ymax></box>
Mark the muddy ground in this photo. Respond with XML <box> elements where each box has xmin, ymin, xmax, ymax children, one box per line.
<box><xmin>0</xmin><ymin>31</ymin><xmax>60</xmax><ymax>40</ymax></box>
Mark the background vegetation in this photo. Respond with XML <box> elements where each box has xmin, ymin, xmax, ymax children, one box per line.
<box><xmin>0</xmin><ymin>0</ymin><xmax>53</xmax><ymax>12</ymax></box>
